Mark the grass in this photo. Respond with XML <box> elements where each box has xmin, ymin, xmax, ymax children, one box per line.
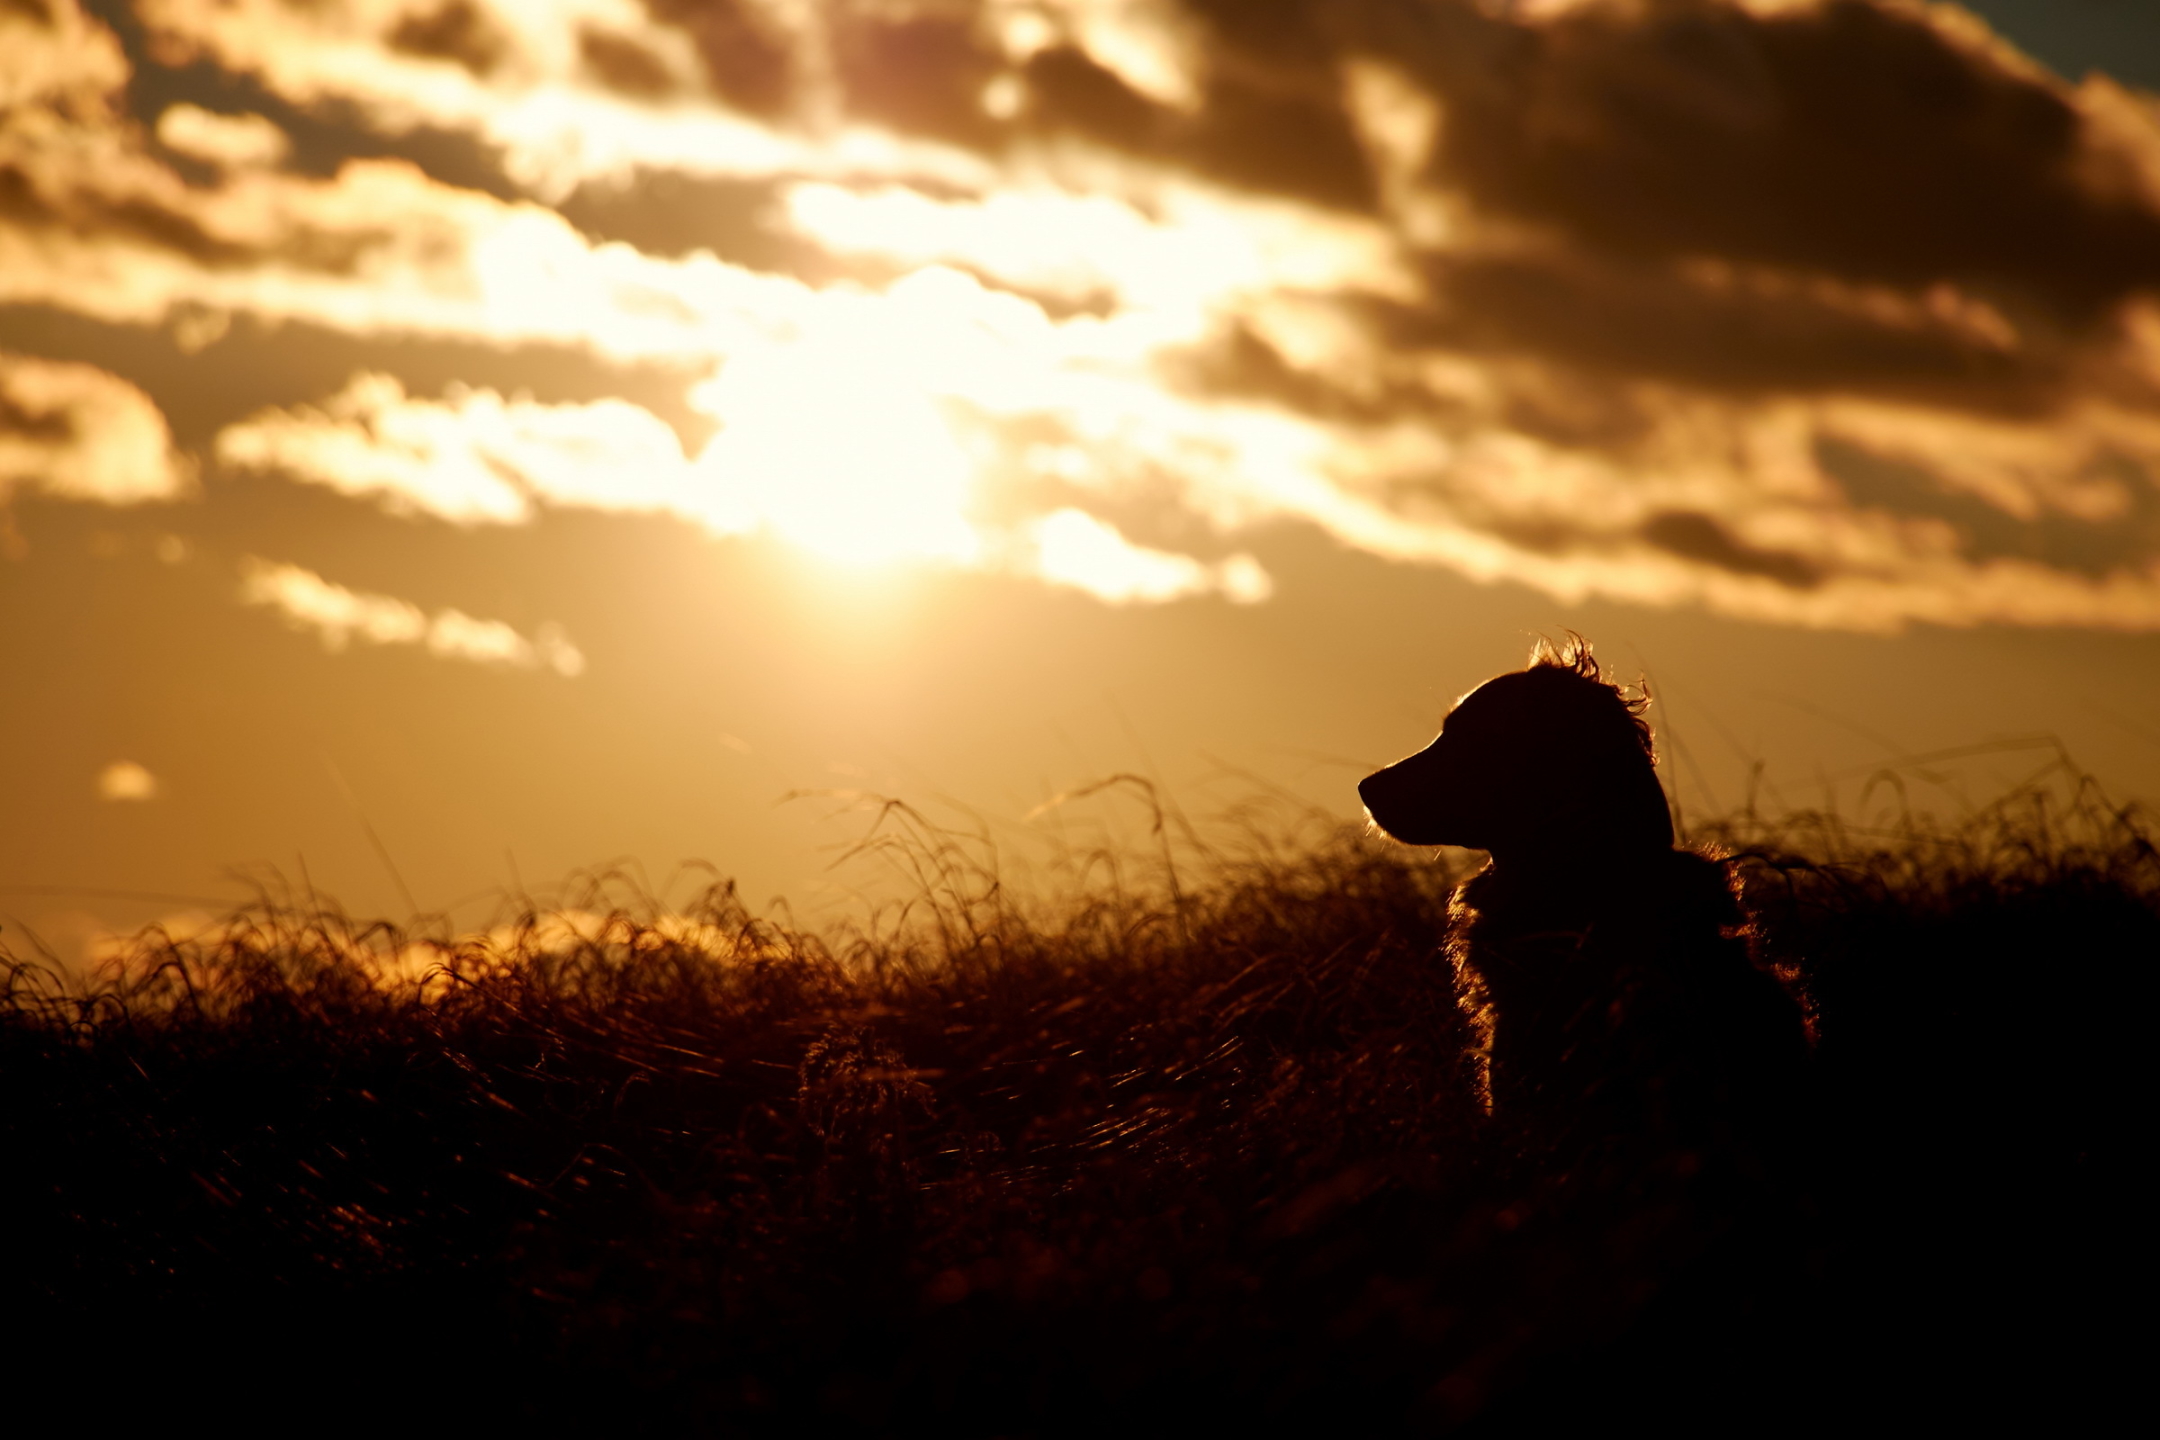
<box><xmin>2</xmin><ymin>778</ymin><xmax>2152</xmax><ymax>1431</ymax></box>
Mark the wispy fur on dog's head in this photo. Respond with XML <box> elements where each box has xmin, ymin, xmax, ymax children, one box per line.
<box><xmin>1359</xmin><ymin>634</ymin><xmax>1673</xmax><ymax>862</ymax></box>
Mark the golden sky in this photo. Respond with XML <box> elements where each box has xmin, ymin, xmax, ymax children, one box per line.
<box><xmin>5</xmin><ymin>0</ymin><xmax>2160</xmax><ymax>954</ymax></box>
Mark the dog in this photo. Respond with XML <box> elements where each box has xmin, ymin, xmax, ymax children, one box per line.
<box><xmin>1360</xmin><ymin>637</ymin><xmax>1806</xmax><ymax>1147</ymax></box>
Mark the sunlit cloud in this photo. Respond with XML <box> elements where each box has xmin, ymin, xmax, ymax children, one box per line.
<box><xmin>783</xmin><ymin>180</ymin><xmax>1411</xmax><ymax>311</ymax></box>
<box><xmin>0</xmin><ymin>352</ymin><xmax>194</xmax><ymax>506</ymax></box>
<box><xmin>153</xmin><ymin>104</ymin><xmax>291</xmax><ymax>171</ymax></box>
<box><xmin>0</xmin><ymin>133</ymin><xmax>812</xmax><ymax>363</ymax></box>
<box><xmin>1030</xmin><ymin>508</ymin><xmax>1268</xmax><ymax>605</ymax></box>
<box><xmin>219</xmin><ymin>364</ymin><xmax>976</xmax><ymax>563</ymax></box>
<box><xmin>219</xmin><ymin>372</ymin><xmax>702</xmax><ymax>526</ymax></box>
<box><xmin>96</xmin><ymin>761</ymin><xmax>160</xmax><ymax>802</ymax></box>
<box><xmin>239</xmin><ymin>558</ymin><xmax>587</xmax><ymax>675</ymax></box>
<box><xmin>217</xmin><ymin>367</ymin><xmax>1267</xmax><ymax>595</ymax></box>
<box><xmin>1</xmin><ymin>0</ymin><xmax>130</xmax><ymax>113</ymax></box>
<box><xmin>137</xmin><ymin>0</ymin><xmax>998</xmax><ymax>196</ymax></box>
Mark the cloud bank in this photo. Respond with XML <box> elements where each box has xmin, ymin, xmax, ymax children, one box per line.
<box><xmin>7</xmin><ymin>0</ymin><xmax>2160</xmax><ymax>630</ymax></box>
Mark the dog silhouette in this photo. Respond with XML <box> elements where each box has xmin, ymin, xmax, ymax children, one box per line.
<box><xmin>1360</xmin><ymin>637</ymin><xmax>1806</xmax><ymax>1145</ymax></box>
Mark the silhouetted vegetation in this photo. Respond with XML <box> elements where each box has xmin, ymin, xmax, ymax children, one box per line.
<box><xmin>3</xmin><ymin>781</ymin><xmax>2151</xmax><ymax>1430</ymax></box>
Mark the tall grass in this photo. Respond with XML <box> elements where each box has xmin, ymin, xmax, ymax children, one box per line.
<box><xmin>3</xmin><ymin>778</ymin><xmax>2152</xmax><ymax>1430</ymax></box>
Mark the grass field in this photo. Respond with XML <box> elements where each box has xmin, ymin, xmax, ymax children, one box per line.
<box><xmin>4</xmin><ymin>780</ymin><xmax>2151</xmax><ymax>1430</ymax></box>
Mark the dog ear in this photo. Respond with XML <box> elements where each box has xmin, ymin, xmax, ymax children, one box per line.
<box><xmin>1611</xmin><ymin>756</ymin><xmax>1676</xmax><ymax>849</ymax></box>
<box><xmin>1547</xmin><ymin>699</ymin><xmax>1673</xmax><ymax>852</ymax></box>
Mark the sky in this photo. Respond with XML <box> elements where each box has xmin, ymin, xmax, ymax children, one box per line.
<box><xmin>5</xmin><ymin>0</ymin><xmax>2160</xmax><ymax>959</ymax></box>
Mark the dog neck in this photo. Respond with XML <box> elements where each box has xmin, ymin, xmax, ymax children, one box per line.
<box><xmin>1481</xmin><ymin>827</ymin><xmax>1670</xmax><ymax>876</ymax></box>
<box><xmin>1472</xmin><ymin>835</ymin><xmax>1675</xmax><ymax>925</ymax></box>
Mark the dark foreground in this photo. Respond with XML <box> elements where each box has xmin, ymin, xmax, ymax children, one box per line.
<box><xmin>4</xmin><ymin>795</ymin><xmax>2151</xmax><ymax>1431</ymax></box>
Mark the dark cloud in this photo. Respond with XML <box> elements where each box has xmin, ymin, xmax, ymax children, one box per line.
<box><xmin>623</xmin><ymin>1</ymin><xmax>2159</xmax><ymax>360</ymax></box>
<box><xmin>1403</xmin><ymin>250</ymin><xmax>2058</xmax><ymax>404</ymax></box>
<box><xmin>0</xmin><ymin>386</ymin><xmax>75</xmax><ymax>441</ymax></box>
<box><xmin>1640</xmin><ymin>508</ymin><xmax>1822</xmax><ymax>589</ymax></box>
<box><xmin>1171</xmin><ymin>241</ymin><xmax>2073</xmax><ymax>450</ymax></box>
<box><xmin>556</xmin><ymin>170</ymin><xmax>802</xmax><ymax>266</ymax></box>
<box><xmin>1013</xmin><ymin>44</ymin><xmax>1377</xmax><ymax>210</ymax></box>
<box><xmin>0</xmin><ymin>152</ymin><xmax>399</xmax><ymax>275</ymax></box>
<box><xmin>1180</xmin><ymin>68</ymin><xmax>1376</xmax><ymax>211</ymax></box>
<box><xmin>1021</xmin><ymin>47</ymin><xmax>1158</xmax><ymax>151</ymax></box>
<box><xmin>1142</xmin><ymin>0</ymin><xmax>2160</xmax><ymax>446</ymax></box>
<box><xmin>0</xmin><ymin>303</ymin><xmax>716</xmax><ymax>454</ymax></box>
<box><xmin>639</xmin><ymin>0</ymin><xmax>795</xmax><ymax>117</ymax></box>
<box><xmin>388</xmin><ymin>1</ymin><xmax>510</xmax><ymax>77</ymax></box>
<box><xmin>1421</xmin><ymin>0</ymin><xmax>2160</xmax><ymax>323</ymax></box>
<box><xmin>836</xmin><ymin>12</ymin><xmax>1005</xmax><ymax>150</ymax></box>
<box><xmin>0</xmin><ymin>157</ymin><xmax>245</xmax><ymax>265</ymax></box>
<box><xmin>577</xmin><ymin>26</ymin><xmax>676</xmax><ymax>99</ymax></box>
<box><xmin>1819</xmin><ymin>435</ymin><xmax>2160</xmax><ymax>577</ymax></box>
<box><xmin>1127</xmin><ymin>0</ymin><xmax>2160</xmax><ymax>322</ymax></box>
<box><xmin>1163</xmin><ymin>320</ymin><xmax>1444</xmax><ymax>425</ymax></box>
<box><xmin>555</xmin><ymin>170</ymin><xmax>896</xmax><ymax>289</ymax></box>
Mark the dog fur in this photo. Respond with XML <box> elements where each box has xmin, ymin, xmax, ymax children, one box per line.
<box><xmin>1360</xmin><ymin>638</ymin><xmax>1806</xmax><ymax>1142</ymax></box>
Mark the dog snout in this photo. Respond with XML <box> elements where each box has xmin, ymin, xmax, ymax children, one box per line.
<box><xmin>1360</xmin><ymin>755</ymin><xmax>1436</xmax><ymax>843</ymax></box>
<box><xmin>1358</xmin><ymin>760</ymin><xmax>1398</xmax><ymax>808</ymax></box>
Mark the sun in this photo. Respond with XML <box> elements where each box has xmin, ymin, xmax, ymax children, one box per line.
<box><xmin>693</xmin><ymin>299</ymin><xmax>986</xmax><ymax>570</ymax></box>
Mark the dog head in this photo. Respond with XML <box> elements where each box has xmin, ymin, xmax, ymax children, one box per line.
<box><xmin>1358</xmin><ymin>637</ymin><xmax>1673</xmax><ymax>860</ymax></box>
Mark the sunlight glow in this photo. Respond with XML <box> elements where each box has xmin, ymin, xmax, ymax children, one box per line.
<box><xmin>695</xmin><ymin>331</ymin><xmax>982</xmax><ymax>568</ymax></box>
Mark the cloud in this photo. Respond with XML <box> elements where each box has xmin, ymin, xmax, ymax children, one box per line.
<box><xmin>96</xmin><ymin>761</ymin><xmax>159</xmax><ymax>802</ymax></box>
<box><xmin>154</xmin><ymin>104</ymin><xmax>292</xmax><ymax>171</ymax></box>
<box><xmin>0</xmin><ymin>352</ymin><xmax>193</xmax><ymax>505</ymax></box>
<box><xmin>136</xmin><ymin>0</ymin><xmax>997</xmax><ymax>196</ymax></box>
<box><xmin>782</xmin><ymin>177</ymin><xmax>1406</xmax><ymax>311</ymax></box>
<box><xmin>218</xmin><ymin>368</ymin><xmax>1278</xmax><ymax>598</ymax></box>
<box><xmin>239</xmin><ymin>557</ymin><xmax>587</xmax><ymax>675</ymax></box>
<box><xmin>1</xmin><ymin>0</ymin><xmax>130</xmax><ymax>117</ymax></box>
<box><xmin>0</xmin><ymin>130</ymin><xmax>816</xmax><ymax>362</ymax></box>
<box><xmin>217</xmin><ymin>371</ymin><xmax>697</xmax><ymax>525</ymax></box>
<box><xmin>8</xmin><ymin>0</ymin><xmax>2160</xmax><ymax>632</ymax></box>
<box><xmin>1415</xmin><ymin>0</ymin><xmax>2160</xmax><ymax>323</ymax></box>
<box><xmin>5</xmin><ymin>7</ymin><xmax>855</xmax><ymax>359</ymax></box>
<box><xmin>1030</xmin><ymin>507</ymin><xmax>1270</xmax><ymax>604</ymax></box>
